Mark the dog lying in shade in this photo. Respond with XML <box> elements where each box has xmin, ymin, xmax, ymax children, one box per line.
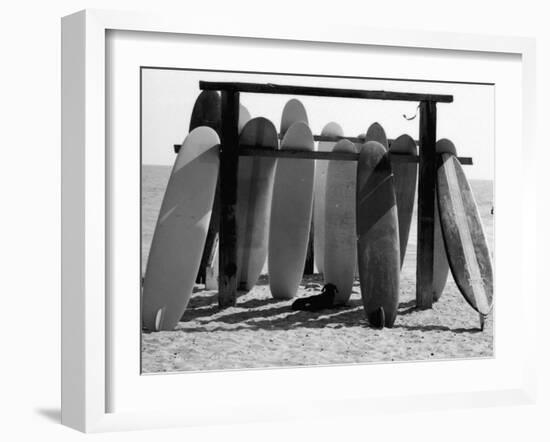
<box><xmin>291</xmin><ymin>283</ymin><xmax>338</xmax><ymax>311</ymax></box>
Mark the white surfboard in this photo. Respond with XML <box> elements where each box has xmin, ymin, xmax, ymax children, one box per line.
<box><xmin>280</xmin><ymin>99</ymin><xmax>308</xmax><ymax>137</ymax></box>
<box><xmin>236</xmin><ymin>117</ymin><xmax>278</xmax><ymax>291</ymax></box>
<box><xmin>279</xmin><ymin>98</ymin><xmax>314</xmax><ymax>274</ymax></box>
<box><xmin>238</xmin><ymin>104</ymin><xmax>252</xmax><ymax>132</ymax></box>
<box><xmin>268</xmin><ymin>122</ymin><xmax>315</xmax><ymax>299</ymax></box>
<box><xmin>389</xmin><ymin>134</ymin><xmax>418</xmax><ymax>267</ymax></box>
<box><xmin>205</xmin><ymin>235</ymin><xmax>219</xmax><ymax>290</ymax></box>
<box><xmin>314</xmin><ymin>122</ymin><xmax>343</xmax><ymax>275</ymax></box>
<box><xmin>324</xmin><ymin>139</ymin><xmax>358</xmax><ymax>304</ymax></box>
<box><xmin>142</xmin><ymin>127</ymin><xmax>220</xmax><ymax>331</ymax></box>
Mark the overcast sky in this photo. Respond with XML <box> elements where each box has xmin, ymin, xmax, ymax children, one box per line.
<box><xmin>142</xmin><ymin>68</ymin><xmax>494</xmax><ymax>180</ymax></box>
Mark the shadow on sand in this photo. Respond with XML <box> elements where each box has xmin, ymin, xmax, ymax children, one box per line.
<box><xmin>177</xmin><ymin>290</ymin><xmax>480</xmax><ymax>335</ymax></box>
<box><xmin>393</xmin><ymin>324</ymin><xmax>481</xmax><ymax>334</ymax></box>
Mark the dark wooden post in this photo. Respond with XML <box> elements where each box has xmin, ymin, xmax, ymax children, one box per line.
<box><xmin>218</xmin><ymin>90</ymin><xmax>240</xmax><ymax>308</ymax></box>
<box><xmin>416</xmin><ymin>100</ymin><xmax>437</xmax><ymax>309</ymax></box>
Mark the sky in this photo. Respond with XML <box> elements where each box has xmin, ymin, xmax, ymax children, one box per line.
<box><xmin>141</xmin><ymin>68</ymin><xmax>494</xmax><ymax>180</ymax></box>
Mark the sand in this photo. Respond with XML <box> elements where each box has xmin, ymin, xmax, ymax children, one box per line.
<box><xmin>142</xmin><ymin>273</ymin><xmax>493</xmax><ymax>373</ymax></box>
<box><xmin>141</xmin><ymin>167</ymin><xmax>493</xmax><ymax>373</ymax></box>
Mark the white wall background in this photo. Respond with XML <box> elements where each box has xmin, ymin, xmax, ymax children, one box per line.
<box><xmin>0</xmin><ymin>1</ymin><xmax>547</xmax><ymax>441</ymax></box>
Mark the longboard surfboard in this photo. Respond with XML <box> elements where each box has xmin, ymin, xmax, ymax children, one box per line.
<box><xmin>142</xmin><ymin>127</ymin><xmax>220</xmax><ymax>331</ymax></box>
<box><xmin>432</xmin><ymin>138</ymin><xmax>456</xmax><ymax>301</ymax></box>
<box><xmin>280</xmin><ymin>98</ymin><xmax>308</xmax><ymax>137</ymax></box>
<box><xmin>238</xmin><ymin>105</ymin><xmax>252</xmax><ymax>132</ymax></box>
<box><xmin>324</xmin><ymin>139</ymin><xmax>358</xmax><ymax>304</ymax></box>
<box><xmin>279</xmin><ymin>99</ymin><xmax>314</xmax><ymax>275</ymax></box>
<box><xmin>314</xmin><ymin>122</ymin><xmax>344</xmax><ymax>274</ymax></box>
<box><xmin>189</xmin><ymin>91</ymin><xmax>251</xmax><ymax>134</ymax></box>
<box><xmin>269</xmin><ymin>122</ymin><xmax>315</xmax><ymax>299</ymax></box>
<box><xmin>437</xmin><ymin>151</ymin><xmax>493</xmax><ymax>328</ymax></box>
<box><xmin>236</xmin><ymin>117</ymin><xmax>278</xmax><ymax>291</ymax></box>
<box><xmin>365</xmin><ymin>122</ymin><xmax>388</xmax><ymax>149</ymax></box>
<box><xmin>389</xmin><ymin>134</ymin><xmax>417</xmax><ymax>267</ymax></box>
<box><xmin>205</xmin><ymin>235</ymin><xmax>219</xmax><ymax>290</ymax></box>
<box><xmin>189</xmin><ymin>90</ymin><xmax>221</xmax><ymax>134</ymax></box>
<box><xmin>356</xmin><ymin>141</ymin><xmax>400</xmax><ymax>328</ymax></box>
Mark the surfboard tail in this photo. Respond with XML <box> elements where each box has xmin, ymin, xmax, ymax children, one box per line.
<box><xmin>154</xmin><ymin>307</ymin><xmax>165</xmax><ymax>332</ymax></box>
<box><xmin>479</xmin><ymin>313</ymin><xmax>486</xmax><ymax>331</ymax></box>
<box><xmin>368</xmin><ymin>306</ymin><xmax>386</xmax><ymax>329</ymax></box>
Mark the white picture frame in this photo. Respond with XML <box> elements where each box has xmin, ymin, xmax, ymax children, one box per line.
<box><xmin>61</xmin><ymin>9</ymin><xmax>537</xmax><ymax>433</ymax></box>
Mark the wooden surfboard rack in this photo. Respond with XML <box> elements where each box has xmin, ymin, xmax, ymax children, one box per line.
<box><xmin>188</xmin><ymin>81</ymin><xmax>461</xmax><ymax>309</ymax></box>
<box><xmin>174</xmin><ymin>141</ymin><xmax>473</xmax><ymax>165</ymax></box>
<box><xmin>239</xmin><ymin>148</ymin><xmax>472</xmax><ymax>165</ymax></box>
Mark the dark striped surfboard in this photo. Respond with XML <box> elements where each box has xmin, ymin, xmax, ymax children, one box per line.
<box><xmin>356</xmin><ymin>141</ymin><xmax>400</xmax><ymax>328</ymax></box>
<box><xmin>437</xmin><ymin>153</ymin><xmax>493</xmax><ymax>329</ymax></box>
<box><xmin>432</xmin><ymin>138</ymin><xmax>457</xmax><ymax>301</ymax></box>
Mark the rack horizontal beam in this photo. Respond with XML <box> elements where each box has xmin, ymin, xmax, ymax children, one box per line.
<box><xmin>238</xmin><ymin>147</ymin><xmax>473</xmax><ymax>165</ymax></box>
<box><xmin>200</xmin><ymin>81</ymin><xmax>454</xmax><ymax>103</ymax></box>
<box><xmin>174</xmin><ymin>135</ymin><xmax>416</xmax><ymax>153</ymax></box>
<box><xmin>296</xmin><ymin>134</ymin><xmax>421</xmax><ymax>144</ymax></box>
<box><xmin>173</xmin><ymin>143</ymin><xmax>472</xmax><ymax>165</ymax></box>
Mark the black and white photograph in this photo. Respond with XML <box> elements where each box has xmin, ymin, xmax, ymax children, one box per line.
<box><xmin>140</xmin><ymin>68</ymin><xmax>494</xmax><ymax>373</ymax></box>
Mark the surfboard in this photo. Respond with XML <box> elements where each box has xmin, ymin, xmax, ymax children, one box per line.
<box><xmin>189</xmin><ymin>91</ymin><xmax>221</xmax><ymax>133</ymax></box>
<box><xmin>279</xmin><ymin>99</ymin><xmax>314</xmax><ymax>274</ymax></box>
<box><xmin>389</xmin><ymin>134</ymin><xmax>417</xmax><ymax>267</ymax></box>
<box><xmin>432</xmin><ymin>138</ymin><xmax>456</xmax><ymax>302</ymax></box>
<box><xmin>437</xmin><ymin>152</ymin><xmax>493</xmax><ymax>325</ymax></box>
<box><xmin>280</xmin><ymin>98</ymin><xmax>308</xmax><ymax>137</ymax></box>
<box><xmin>314</xmin><ymin>122</ymin><xmax>344</xmax><ymax>274</ymax></box>
<box><xmin>236</xmin><ymin>117</ymin><xmax>278</xmax><ymax>291</ymax></box>
<box><xmin>356</xmin><ymin>141</ymin><xmax>400</xmax><ymax>328</ymax></box>
<box><xmin>204</xmin><ymin>235</ymin><xmax>219</xmax><ymax>290</ymax></box>
<box><xmin>189</xmin><ymin>91</ymin><xmax>250</xmax><ymax>133</ymax></box>
<box><xmin>365</xmin><ymin>122</ymin><xmax>388</xmax><ymax>149</ymax></box>
<box><xmin>268</xmin><ymin>122</ymin><xmax>315</xmax><ymax>299</ymax></box>
<box><xmin>324</xmin><ymin>139</ymin><xmax>358</xmax><ymax>304</ymax></box>
<box><xmin>238</xmin><ymin>105</ymin><xmax>252</xmax><ymax>132</ymax></box>
<box><xmin>142</xmin><ymin>127</ymin><xmax>220</xmax><ymax>331</ymax></box>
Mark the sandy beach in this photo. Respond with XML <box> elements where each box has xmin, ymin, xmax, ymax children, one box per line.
<box><xmin>141</xmin><ymin>165</ymin><xmax>494</xmax><ymax>373</ymax></box>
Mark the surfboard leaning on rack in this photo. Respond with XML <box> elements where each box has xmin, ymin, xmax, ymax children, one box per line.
<box><xmin>356</xmin><ymin>141</ymin><xmax>400</xmax><ymax>328</ymax></box>
<box><xmin>437</xmin><ymin>148</ymin><xmax>493</xmax><ymax>330</ymax></box>
<box><xmin>142</xmin><ymin>127</ymin><xmax>220</xmax><ymax>331</ymax></box>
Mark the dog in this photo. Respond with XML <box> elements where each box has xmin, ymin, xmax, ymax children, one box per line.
<box><xmin>291</xmin><ymin>283</ymin><xmax>338</xmax><ymax>311</ymax></box>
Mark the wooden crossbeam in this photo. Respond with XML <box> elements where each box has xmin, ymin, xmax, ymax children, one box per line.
<box><xmin>238</xmin><ymin>147</ymin><xmax>473</xmax><ymax>165</ymax></box>
<box><xmin>200</xmin><ymin>81</ymin><xmax>454</xmax><ymax>103</ymax></box>
<box><xmin>172</xmin><ymin>143</ymin><xmax>472</xmax><ymax>165</ymax></box>
<box><xmin>175</xmin><ymin>134</ymin><xmax>408</xmax><ymax>152</ymax></box>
